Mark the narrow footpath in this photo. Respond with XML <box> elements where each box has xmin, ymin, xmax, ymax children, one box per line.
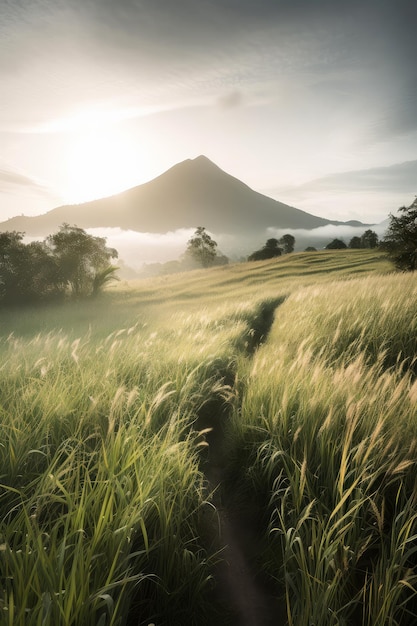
<box><xmin>201</xmin><ymin>409</ymin><xmax>285</xmax><ymax>626</ymax></box>
<box><xmin>199</xmin><ymin>300</ymin><xmax>287</xmax><ymax>625</ymax></box>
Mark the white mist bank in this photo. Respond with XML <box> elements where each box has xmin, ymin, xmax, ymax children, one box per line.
<box><xmin>85</xmin><ymin>221</ymin><xmax>389</xmax><ymax>275</ymax></box>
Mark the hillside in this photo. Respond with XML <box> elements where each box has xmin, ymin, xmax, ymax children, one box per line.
<box><xmin>0</xmin><ymin>156</ymin><xmax>367</xmax><ymax>238</ymax></box>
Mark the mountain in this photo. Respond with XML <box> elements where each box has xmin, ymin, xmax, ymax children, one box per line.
<box><xmin>0</xmin><ymin>156</ymin><xmax>367</xmax><ymax>237</ymax></box>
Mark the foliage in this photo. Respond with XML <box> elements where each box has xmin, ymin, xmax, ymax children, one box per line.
<box><xmin>326</xmin><ymin>238</ymin><xmax>347</xmax><ymax>249</ymax></box>
<box><xmin>185</xmin><ymin>226</ymin><xmax>219</xmax><ymax>268</ymax></box>
<box><xmin>304</xmin><ymin>246</ymin><xmax>317</xmax><ymax>252</ymax></box>
<box><xmin>381</xmin><ymin>200</ymin><xmax>417</xmax><ymax>270</ymax></box>
<box><xmin>248</xmin><ymin>237</ymin><xmax>282</xmax><ymax>261</ymax></box>
<box><xmin>349</xmin><ymin>230</ymin><xmax>379</xmax><ymax>249</ymax></box>
<box><xmin>0</xmin><ymin>232</ymin><xmax>60</xmax><ymax>305</ymax></box>
<box><xmin>279</xmin><ymin>233</ymin><xmax>295</xmax><ymax>254</ymax></box>
<box><xmin>0</xmin><ymin>225</ymin><xmax>118</xmax><ymax>306</ymax></box>
<box><xmin>46</xmin><ymin>224</ymin><xmax>118</xmax><ymax>296</ymax></box>
<box><xmin>349</xmin><ymin>235</ymin><xmax>362</xmax><ymax>249</ymax></box>
<box><xmin>361</xmin><ymin>229</ymin><xmax>379</xmax><ymax>248</ymax></box>
<box><xmin>249</xmin><ymin>234</ymin><xmax>295</xmax><ymax>260</ymax></box>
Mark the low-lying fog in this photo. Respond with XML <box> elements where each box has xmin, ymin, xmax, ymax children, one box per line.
<box><xmin>87</xmin><ymin>220</ymin><xmax>388</xmax><ymax>277</ymax></box>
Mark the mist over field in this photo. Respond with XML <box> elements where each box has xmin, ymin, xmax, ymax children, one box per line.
<box><xmin>86</xmin><ymin>220</ymin><xmax>388</xmax><ymax>272</ymax></box>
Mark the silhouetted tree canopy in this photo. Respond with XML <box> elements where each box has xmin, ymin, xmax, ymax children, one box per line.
<box><xmin>0</xmin><ymin>225</ymin><xmax>119</xmax><ymax>306</ymax></box>
<box><xmin>248</xmin><ymin>237</ymin><xmax>282</xmax><ymax>261</ymax></box>
<box><xmin>349</xmin><ymin>236</ymin><xmax>362</xmax><ymax>249</ymax></box>
<box><xmin>280</xmin><ymin>234</ymin><xmax>295</xmax><ymax>254</ymax></box>
<box><xmin>325</xmin><ymin>239</ymin><xmax>347</xmax><ymax>250</ymax></box>
<box><xmin>304</xmin><ymin>246</ymin><xmax>317</xmax><ymax>252</ymax></box>
<box><xmin>185</xmin><ymin>227</ymin><xmax>218</xmax><ymax>267</ymax></box>
<box><xmin>381</xmin><ymin>200</ymin><xmax>417</xmax><ymax>271</ymax></box>
<box><xmin>349</xmin><ymin>230</ymin><xmax>379</xmax><ymax>249</ymax></box>
<box><xmin>361</xmin><ymin>229</ymin><xmax>379</xmax><ymax>249</ymax></box>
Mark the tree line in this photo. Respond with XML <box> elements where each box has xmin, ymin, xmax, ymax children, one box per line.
<box><xmin>1</xmin><ymin>201</ymin><xmax>415</xmax><ymax>306</ymax></box>
<box><xmin>325</xmin><ymin>229</ymin><xmax>379</xmax><ymax>250</ymax></box>
<box><xmin>0</xmin><ymin>224</ymin><xmax>118</xmax><ymax>306</ymax></box>
<box><xmin>186</xmin><ymin>205</ymin><xmax>417</xmax><ymax>273</ymax></box>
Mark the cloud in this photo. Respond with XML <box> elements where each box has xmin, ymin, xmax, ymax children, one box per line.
<box><xmin>295</xmin><ymin>161</ymin><xmax>417</xmax><ymax>194</ymax></box>
<box><xmin>2</xmin><ymin>0</ymin><xmax>415</xmax><ymax>139</ymax></box>
<box><xmin>0</xmin><ymin>168</ymin><xmax>56</xmax><ymax>197</ymax></box>
<box><xmin>217</xmin><ymin>90</ymin><xmax>245</xmax><ymax>110</ymax></box>
<box><xmin>86</xmin><ymin>227</ymin><xmax>195</xmax><ymax>268</ymax></box>
<box><xmin>264</xmin><ymin>160</ymin><xmax>417</xmax><ymax>223</ymax></box>
<box><xmin>85</xmin><ymin>222</ymin><xmax>391</xmax><ymax>270</ymax></box>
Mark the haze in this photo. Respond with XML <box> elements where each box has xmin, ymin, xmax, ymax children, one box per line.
<box><xmin>1</xmin><ymin>0</ymin><xmax>416</xmax><ymax>225</ymax></box>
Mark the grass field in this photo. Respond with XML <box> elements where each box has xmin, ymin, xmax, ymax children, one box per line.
<box><xmin>1</xmin><ymin>249</ymin><xmax>416</xmax><ymax>625</ymax></box>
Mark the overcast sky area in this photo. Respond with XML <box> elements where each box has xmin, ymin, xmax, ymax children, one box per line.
<box><xmin>1</xmin><ymin>0</ymin><xmax>416</xmax><ymax>224</ymax></box>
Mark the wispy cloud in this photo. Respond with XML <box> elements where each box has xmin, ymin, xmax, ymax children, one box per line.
<box><xmin>26</xmin><ymin>101</ymin><xmax>200</xmax><ymax>134</ymax></box>
<box><xmin>264</xmin><ymin>161</ymin><xmax>417</xmax><ymax>223</ymax></box>
<box><xmin>291</xmin><ymin>161</ymin><xmax>417</xmax><ymax>194</ymax></box>
<box><xmin>0</xmin><ymin>168</ymin><xmax>56</xmax><ymax>197</ymax></box>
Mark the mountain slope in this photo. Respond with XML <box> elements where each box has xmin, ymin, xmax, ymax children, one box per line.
<box><xmin>0</xmin><ymin>156</ymin><xmax>363</xmax><ymax>237</ymax></box>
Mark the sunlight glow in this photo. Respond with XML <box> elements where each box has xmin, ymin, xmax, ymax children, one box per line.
<box><xmin>64</xmin><ymin>127</ymin><xmax>150</xmax><ymax>204</ymax></box>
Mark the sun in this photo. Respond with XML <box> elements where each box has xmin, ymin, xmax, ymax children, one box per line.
<box><xmin>64</xmin><ymin>125</ymin><xmax>147</xmax><ymax>204</ymax></box>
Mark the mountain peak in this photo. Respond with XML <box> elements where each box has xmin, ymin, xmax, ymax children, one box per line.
<box><xmin>176</xmin><ymin>154</ymin><xmax>218</xmax><ymax>170</ymax></box>
<box><xmin>0</xmin><ymin>156</ymin><xmax>367</xmax><ymax>238</ymax></box>
<box><xmin>192</xmin><ymin>154</ymin><xmax>212</xmax><ymax>164</ymax></box>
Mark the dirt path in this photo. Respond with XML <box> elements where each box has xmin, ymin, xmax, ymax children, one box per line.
<box><xmin>198</xmin><ymin>300</ymin><xmax>287</xmax><ymax>625</ymax></box>
<box><xmin>201</xmin><ymin>415</ymin><xmax>286</xmax><ymax>626</ymax></box>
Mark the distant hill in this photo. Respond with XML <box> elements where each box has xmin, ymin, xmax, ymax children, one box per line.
<box><xmin>0</xmin><ymin>156</ymin><xmax>368</xmax><ymax>237</ymax></box>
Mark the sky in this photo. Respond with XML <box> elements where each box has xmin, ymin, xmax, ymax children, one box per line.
<box><xmin>1</xmin><ymin>0</ymin><xmax>416</xmax><ymax>225</ymax></box>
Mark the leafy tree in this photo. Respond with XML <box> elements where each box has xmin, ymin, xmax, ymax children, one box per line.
<box><xmin>46</xmin><ymin>224</ymin><xmax>118</xmax><ymax>296</ymax></box>
<box><xmin>0</xmin><ymin>225</ymin><xmax>119</xmax><ymax>306</ymax></box>
<box><xmin>0</xmin><ymin>232</ymin><xmax>60</xmax><ymax>304</ymax></box>
<box><xmin>361</xmin><ymin>229</ymin><xmax>379</xmax><ymax>249</ymax></box>
<box><xmin>349</xmin><ymin>236</ymin><xmax>362</xmax><ymax>249</ymax></box>
<box><xmin>325</xmin><ymin>239</ymin><xmax>347</xmax><ymax>250</ymax></box>
<box><xmin>185</xmin><ymin>227</ymin><xmax>218</xmax><ymax>268</ymax></box>
<box><xmin>279</xmin><ymin>233</ymin><xmax>295</xmax><ymax>254</ymax></box>
<box><xmin>381</xmin><ymin>200</ymin><xmax>417</xmax><ymax>271</ymax></box>
<box><xmin>304</xmin><ymin>246</ymin><xmax>317</xmax><ymax>252</ymax></box>
<box><xmin>24</xmin><ymin>241</ymin><xmax>61</xmax><ymax>300</ymax></box>
<box><xmin>248</xmin><ymin>238</ymin><xmax>282</xmax><ymax>261</ymax></box>
<box><xmin>0</xmin><ymin>231</ymin><xmax>29</xmax><ymax>304</ymax></box>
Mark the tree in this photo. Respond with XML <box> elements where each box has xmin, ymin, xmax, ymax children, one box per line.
<box><xmin>0</xmin><ymin>232</ymin><xmax>60</xmax><ymax>305</ymax></box>
<box><xmin>0</xmin><ymin>231</ymin><xmax>29</xmax><ymax>304</ymax></box>
<box><xmin>349</xmin><ymin>236</ymin><xmax>362</xmax><ymax>249</ymax></box>
<box><xmin>279</xmin><ymin>234</ymin><xmax>295</xmax><ymax>254</ymax></box>
<box><xmin>325</xmin><ymin>239</ymin><xmax>347</xmax><ymax>250</ymax></box>
<box><xmin>304</xmin><ymin>246</ymin><xmax>317</xmax><ymax>252</ymax></box>
<box><xmin>24</xmin><ymin>240</ymin><xmax>61</xmax><ymax>300</ymax></box>
<box><xmin>46</xmin><ymin>224</ymin><xmax>118</xmax><ymax>296</ymax></box>
<box><xmin>0</xmin><ymin>225</ymin><xmax>119</xmax><ymax>306</ymax></box>
<box><xmin>381</xmin><ymin>200</ymin><xmax>417</xmax><ymax>271</ymax></box>
<box><xmin>185</xmin><ymin>227</ymin><xmax>218</xmax><ymax>268</ymax></box>
<box><xmin>361</xmin><ymin>229</ymin><xmax>379</xmax><ymax>249</ymax></box>
<box><xmin>248</xmin><ymin>238</ymin><xmax>282</xmax><ymax>261</ymax></box>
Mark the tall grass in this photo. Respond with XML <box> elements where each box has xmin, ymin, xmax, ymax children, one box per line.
<box><xmin>268</xmin><ymin>273</ymin><xmax>417</xmax><ymax>371</ymax></box>
<box><xmin>0</xmin><ymin>251</ymin><xmax>411</xmax><ymax>625</ymax></box>
<box><xmin>0</xmin><ymin>294</ymin><xmax>285</xmax><ymax>624</ymax></box>
<box><xmin>227</xmin><ymin>272</ymin><xmax>417</xmax><ymax>625</ymax></box>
